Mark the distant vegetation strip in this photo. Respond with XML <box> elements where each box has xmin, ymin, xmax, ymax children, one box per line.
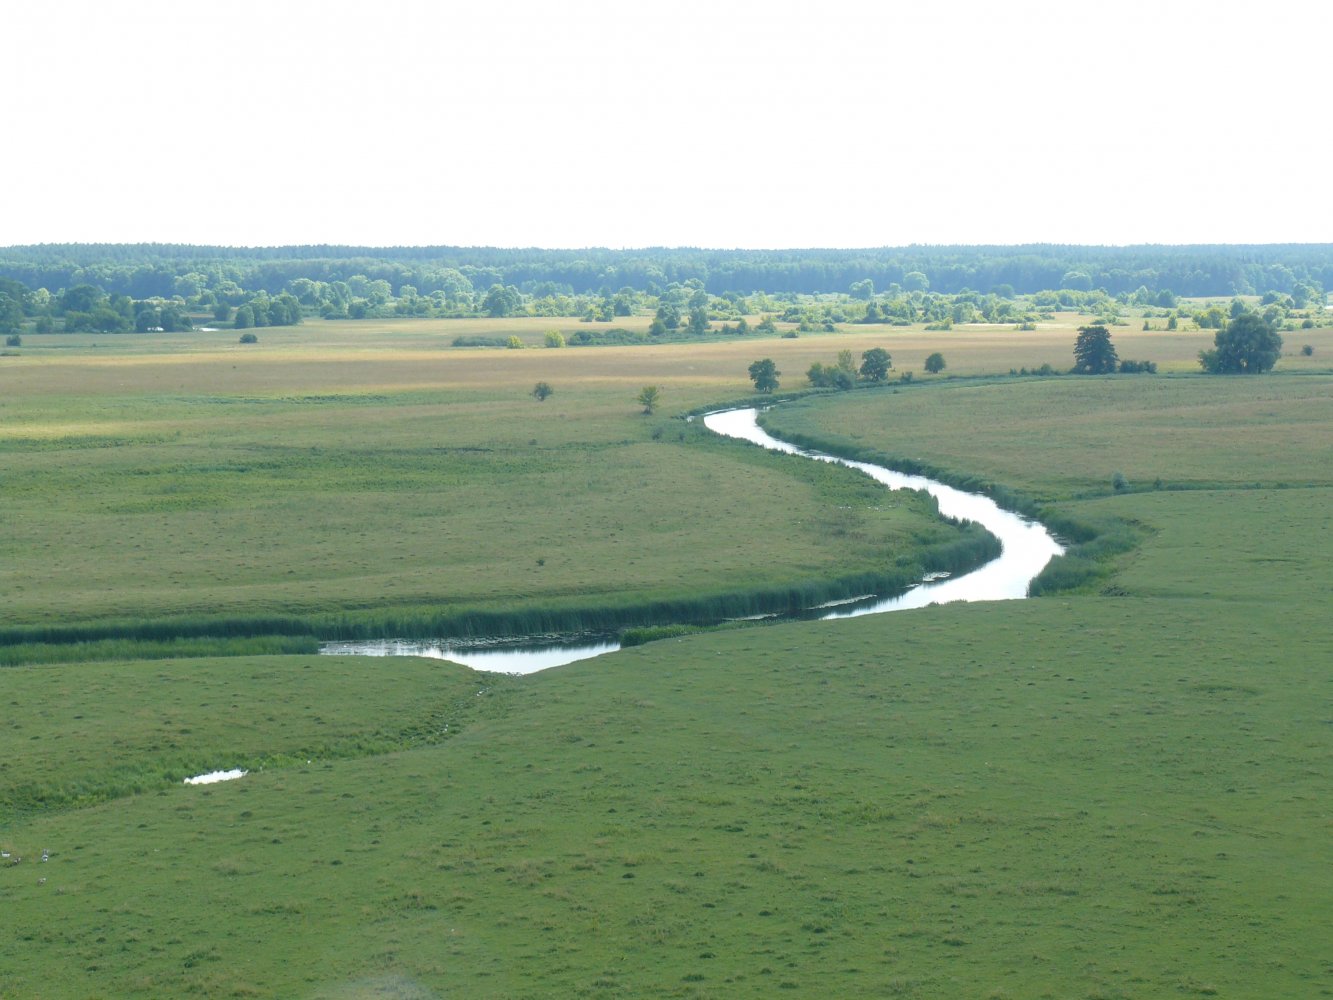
<box><xmin>3</xmin><ymin>243</ymin><xmax>1324</xmax><ymax>345</ymax></box>
<box><xmin>2</xmin><ymin>242</ymin><xmax>1331</xmax><ymax>298</ymax></box>
<box><xmin>0</xmin><ymin>635</ymin><xmax>318</xmax><ymax>668</ymax></box>
<box><xmin>1027</xmin><ymin>510</ymin><xmax>1154</xmax><ymax>596</ymax></box>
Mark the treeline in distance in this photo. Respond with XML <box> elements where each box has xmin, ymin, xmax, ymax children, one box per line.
<box><xmin>0</xmin><ymin>244</ymin><xmax>1327</xmax><ymax>339</ymax></box>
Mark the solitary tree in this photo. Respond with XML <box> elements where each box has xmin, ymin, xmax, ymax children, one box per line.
<box><xmin>748</xmin><ymin>358</ymin><xmax>780</xmax><ymax>393</ymax></box>
<box><xmin>1198</xmin><ymin>313</ymin><xmax>1283</xmax><ymax>373</ymax></box>
<box><xmin>924</xmin><ymin>352</ymin><xmax>946</xmax><ymax>374</ymax></box>
<box><xmin>637</xmin><ymin>385</ymin><xmax>661</xmax><ymax>414</ymax></box>
<box><xmin>859</xmin><ymin>347</ymin><xmax>892</xmax><ymax>382</ymax></box>
<box><xmin>1072</xmin><ymin>324</ymin><xmax>1118</xmax><ymax>374</ymax></box>
<box><xmin>531</xmin><ymin>381</ymin><xmax>553</xmax><ymax>402</ymax></box>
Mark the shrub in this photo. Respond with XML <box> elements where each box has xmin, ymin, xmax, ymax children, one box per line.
<box><xmin>506</xmin><ymin>335</ymin><xmax>525</xmax><ymax>349</ymax></box>
<box><xmin>1028</xmin><ymin>512</ymin><xmax>1148</xmax><ymax>596</ymax></box>
<box><xmin>637</xmin><ymin>385</ymin><xmax>661</xmax><ymax>414</ymax></box>
<box><xmin>544</xmin><ymin>329</ymin><xmax>565</xmax><ymax>348</ymax></box>
<box><xmin>451</xmin><ymin>335</ymin><xmax>507</xmax><ymax>348</ymax></box>
<box><xmin>806</xmin><ymin>362</ymin><xmax>854</xmax><ymax>390</ymax></box>
<box><xmin>1301</xmin><ymin>344</ymin><xmax>1314</xmax><ymax>356</ymax></box>
<box><xmin>238</xmin><ymin>332</ymin><xmax>258</xmax><ymax>344</ymax></box>
<box><xmin>566</xmin><ymin>327</ymin><xmax>647</xmax><ymax>347</ymax></box>
<box><xmin>4</xmin><ymin>334</ymin><xmax>19</xmax><ymax>347</ymax></box>
<box><xmin>1111</xmin><ymin>471</ymin><xmax>1129</xmax><ymax>493</ymax></box>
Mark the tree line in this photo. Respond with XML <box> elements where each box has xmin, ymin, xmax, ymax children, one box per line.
<box><xmin>1</xmin><ymin>243</ymin><xmax>1329</xmax><ymax>301</ymax></box>
<box><xmin>0</xmin><ymin>278</ymin><xmax>302</xmax><ymax>334</ymax></box>
<box><xmin>1</xmin><ymin>271</ymin><xmax>1323</xmax><ymax>343</ymax></box>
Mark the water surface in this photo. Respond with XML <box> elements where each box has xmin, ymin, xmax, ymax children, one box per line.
<box><xmin>704</xmin><ymin>408</ymin><xmax>1062</xmax><ymax>614</ymax></box>
<box><xmin>184</xmin><ymin>768</ymin><xmax>247</xmax><ymax>785</ymax></box>
<box><xmin>320</xmin><ymin>636</ymin><xmax>619</xmax><ymax>673</ymax></box>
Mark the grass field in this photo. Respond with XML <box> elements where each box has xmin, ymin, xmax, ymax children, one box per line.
<box><xmin>6</xmin><ymin>319</ymin><xmax>1018</xmax><ymax>639</ymax></box>
<box><xmin>760</xmin><ymin>372</ymin><xmax>1333</xmax><ymax>499</ymax></box>
<box><xmin>8</xmin><ymin>309</ymin><xmax>1260</xmax><ymax>639</ymax></box>
<box><xmin>2</xmin><ymin>317</ymin><xmax>1331</xmax><ymax>998</ymax></box>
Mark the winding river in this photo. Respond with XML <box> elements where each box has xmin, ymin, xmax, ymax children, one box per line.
<box><xmin>320</xmin><ymin>407</ymin><xmax>1063</xmax><ymax>673</ymax></box>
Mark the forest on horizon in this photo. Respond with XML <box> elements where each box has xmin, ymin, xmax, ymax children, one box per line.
<box><xmin>1</xmin><ymin>242</ymin><xmax>1330</xmax><ymax>301</ymax></box>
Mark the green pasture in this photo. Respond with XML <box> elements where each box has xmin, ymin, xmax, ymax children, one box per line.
<box><xmin>3</xmin><ymin>326</ymin><xmax>993</xmax><ymax>639</ymax></box>
<box><xmin>2</xmin><ymin>321</ymin><xmax>1331</xmax><ymax>998</ymax></box>
<box><xmin>761</xmin><ymin>373</ymin><xmax>1333</xmax><ymax>499</ymax></box>
<box><xmin>1</xmin><ymin>595</ymin><xmax>1327</xmax><ymax>997</ymax></box>
<box><xmin>9</xmin><ymin>308</ymin><xmax>1256</xmax><ymax>640</ymax></box>
<box><xmin>0</xmin><ymin>655</ymin><xmax>488</xmax><ymax>814</ymax></box>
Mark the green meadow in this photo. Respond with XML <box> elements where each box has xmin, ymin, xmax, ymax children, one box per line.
<box><xmin>2</xmin><ymin>316</ymin><xmax>1331</xmax><ymax>998</ymax></box>
<box><xmin>2</xmin><ymin>321</ymin><xmax>992</xmax><ymax>641</ymax></box>
<box><xmin>760</xmin><ymin>374</ymin><xmax>1333</xmax><ymax>498</ymax></box>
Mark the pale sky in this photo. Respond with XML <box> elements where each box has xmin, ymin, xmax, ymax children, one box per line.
<box><xmin>3</xmin><ymin>0</ymin><xmax>1329</xmax><ymax>249</ymax></box>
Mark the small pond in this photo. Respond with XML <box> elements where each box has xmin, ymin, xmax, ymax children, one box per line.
<box><xmin>184</xmin><ymin>768</ymin><xmax>247</xmax><ymax>785</ymax></box>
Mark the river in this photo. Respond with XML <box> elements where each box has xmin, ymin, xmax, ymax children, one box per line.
<box><xmin>320</xmin><ymin>406</ymin><xmax>1063</xmax><ymax>673</ymax></box>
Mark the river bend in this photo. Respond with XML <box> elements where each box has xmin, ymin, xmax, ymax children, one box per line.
<box><xmin>320</xmin><ymin>407</ymin><xmax>1063</xmax><ymax>672</ymax></box>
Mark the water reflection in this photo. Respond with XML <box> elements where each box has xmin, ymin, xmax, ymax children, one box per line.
<box><xmin>184</xmin><ymin>768</ymin><xmax>247</xmax><ymax>785</ymax></box>
<box><xmin>320</xmin><ymin>636</ymin><xmax>619</xmax><ymax>675</ymax></box>
<box><xmin>703</xmin><ymin>408</ymin><xmax>1063</xmax><ymax>615</ymax></box>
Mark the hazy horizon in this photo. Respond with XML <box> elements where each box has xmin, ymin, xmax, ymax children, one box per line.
<box><xmin>6</xmin><ymin>0</ymin><xmax>1330</xmax><ymax>249</ymax></box>
<box><xmin>7</xmin><ymin>239</ymin><xmax>1332</xmax><ymax>252</ymax></box>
